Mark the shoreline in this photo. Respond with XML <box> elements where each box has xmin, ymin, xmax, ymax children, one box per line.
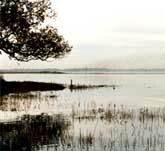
<box><xmin>0</xmin><ymin>78</ymin><xmax>65</xmax><ymax>96</ymax></box>
<box><xmin>1</xmin><ymin>72</ymin><xmax>165</xmax><ymax>75</ymax></box>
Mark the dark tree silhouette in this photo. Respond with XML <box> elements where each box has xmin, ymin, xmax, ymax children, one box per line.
<box><xmin>0</xmin><ymin>0</ymin><xmax>72</xmax><ymax>61</ymax></box>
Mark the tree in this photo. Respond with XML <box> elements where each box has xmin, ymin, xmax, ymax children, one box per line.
<box><xmin>0</xmin><ymin>0</ymin><xmax>72</xmax><ymax>61</ymax></box>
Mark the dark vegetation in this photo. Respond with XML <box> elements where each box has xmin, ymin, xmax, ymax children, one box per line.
<box><xmin>0</xmin><ymin>77</ymin><xmax>65</xmax><ymax>96</ymax></box>
<box><xmin>0</xmin><ymin>95</ymin><xmax>164</xmax><ymax>151</ymax></box>
<box><xmin>0</xmin><ymin>114</ymin><xmax>70</xmax><ymax>151</ymax></box>
<box><xmin>0</xmin><ymin>76</ymin><xmax>116</xmax><ymax>96</ymax></box>
<box><xmin>0</xmin><ymin>0</ymin><xmax>72</xmax><ymax>61</ymax></box>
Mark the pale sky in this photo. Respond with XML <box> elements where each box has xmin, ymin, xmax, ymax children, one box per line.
<box><xmin>1</xmin><ymin>0</ymin><xmax>165</xmax><ymax>69</ymax></box>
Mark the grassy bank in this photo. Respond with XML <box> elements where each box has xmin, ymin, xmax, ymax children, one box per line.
<box><xmin>0</xmin><ymin>77</ymin><xmax>65</xmax><ymax>96</ymax></box>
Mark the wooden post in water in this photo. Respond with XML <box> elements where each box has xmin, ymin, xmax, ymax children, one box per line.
<box><xmin>70</xmin><ymin>79</ymin><xmax>73</xmax><ymax>86</ymax></box>
<box><xmin>70</xmin><ymin>79</ymin><xmax>73</xmax><ymax>91</ymax></box>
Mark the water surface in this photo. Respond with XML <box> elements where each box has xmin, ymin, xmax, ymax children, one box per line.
<box><xmin>1</xmin><ymin>74</ymin><xmax>165</xmax><ymax>151</ymax></box>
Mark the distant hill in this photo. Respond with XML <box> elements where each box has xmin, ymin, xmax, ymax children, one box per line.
<box><xmin>1</xmin><ymin>68</ymin><xmax>165</xmax><ymax>74</ymax></box>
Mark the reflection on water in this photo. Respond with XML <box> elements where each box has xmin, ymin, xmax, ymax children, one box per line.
<box><xmin>0</xmin><ymin>74</ymin><xmax>165</xmax><ymax>151</ymax></box>
<box><xmin>0</xmin><ymin>92</ymin><xmax>165</xmax><ymax>151</ymax></box>
<box><xmin>0</xmin><ymin>113</ymin><xmax>70</xmax><ymax>151</ymax></box>
<box><xmin>4</xmin><ymin>73</ymin><xmax>165</xmax><ymax>107</ymax></box>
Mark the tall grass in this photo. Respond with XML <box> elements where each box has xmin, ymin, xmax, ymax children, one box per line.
<box><xmin>0</xmin><ymin>94</ymin><xmax>164</xmax><ymax>151</ymax></box>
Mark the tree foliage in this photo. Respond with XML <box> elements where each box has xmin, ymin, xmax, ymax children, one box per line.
<box><xmin>0</xmin><ymin>0</ymin><xmax>72</xmax><ymax>61</ymax></box>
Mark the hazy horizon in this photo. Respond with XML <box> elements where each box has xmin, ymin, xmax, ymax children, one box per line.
<box><xmin>1</xmin><ymin>0</ymin><xmax>165</xmax><ymax>69</ymax></box>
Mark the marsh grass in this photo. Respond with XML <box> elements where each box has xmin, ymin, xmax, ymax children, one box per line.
<box><xmin>0</xmin><ymin>113</ymin><xmax>70</xmax><ymax>151</ymax></box>
<box><xmin>0</xmin><ymin>93</ymin><xmax>164</xmax><ymax>151</ymax></box>
<box><xmin>71</xmin><ymin>102</ymin><xmax>165</xmax><ymax>122</ymax></box>
<box><xmin>79</xmin><ymin>131</ymin><xmax>95</xmax><ymax>147</ymax></box>
<box><xmin>69</xmin><ymin>102</ymin><xmax>165</xmax><ymax>151</ymax></box>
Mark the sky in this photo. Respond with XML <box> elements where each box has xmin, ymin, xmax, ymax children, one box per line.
<box><xmin>1</xmin><ymin>0</ymin><xmax>165</xmax><ymax>69</ymax></box>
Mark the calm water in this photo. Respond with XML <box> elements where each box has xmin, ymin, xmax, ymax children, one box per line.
<box><xmin>0</xmin><ymin>74</ymin><xmax>165</xmax><ymax>151</ymax></box>
<box><xmin>4</xmin><ymin>73</ymin><xmax>165</xmax><ymax>107</ymax></box>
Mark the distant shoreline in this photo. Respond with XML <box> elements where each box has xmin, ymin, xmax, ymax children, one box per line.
<box><xmin>1</xmin><ymin>72</ymin><xmax>165</xmax><ymax>75</ymax></box>
<box><xmin>1</xmin><ymin>68</ymin><xmax>165</xmax><ymax>75</ymax></box>
<box><xmin>0</xmin><ymin>72</ymin><xmax>64</xmax><ymax>74</ymax></box>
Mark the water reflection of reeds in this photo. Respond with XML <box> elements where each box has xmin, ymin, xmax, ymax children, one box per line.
<box><xmin>0</xmin><ymin>93</ymin><xmax>164</xmax><ymax>151</ymax></box>
<box><xmin>70</xmin><ymin>103</ymin><xmax>165</xmax><ymax>151</ymax></box>
<box><xmin>0</xmin><ymin>114</ymin><xmax>70</xmax><ymax>151</ymax></box>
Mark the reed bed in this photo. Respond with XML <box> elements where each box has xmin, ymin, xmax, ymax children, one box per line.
<box><xmin>0</xmin><ymin>94</ymin><xmax>164</xmax><ymax>151</ymax></box>
<box><xmin>67</xmin><ymin>102</ymin><xmax>165</xmax><ymax>151</ymax></box>
<box><xmin>71</xmin><ymin>102</ymin><xmax>165</xmax><ymax>122</ymax></box>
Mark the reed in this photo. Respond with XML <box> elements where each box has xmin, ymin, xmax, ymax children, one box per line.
<box><xmin>0</xmin><ymin>93</ymin><xmax>164</xmax><ymax>151</ymax></box>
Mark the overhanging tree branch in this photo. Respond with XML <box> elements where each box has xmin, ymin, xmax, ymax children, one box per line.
<box><xmin>0</xmin><ymin>0</ymin><xmax>72</xmax><ymax>61</ymax></box>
